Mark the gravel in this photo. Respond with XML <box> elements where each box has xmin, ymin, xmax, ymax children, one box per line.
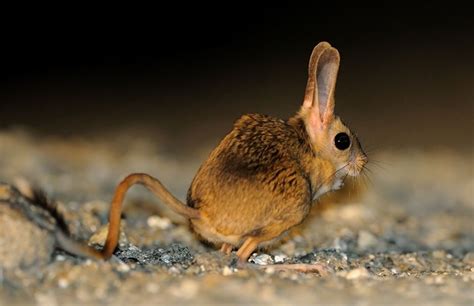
<box><xmin>0</xmin><ymin>130</ymin><xmax>473</xmax><ymax>305</ymax></box>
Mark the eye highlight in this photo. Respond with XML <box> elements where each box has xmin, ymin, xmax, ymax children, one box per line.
<box><xmin>334</xmin><ymin>132</ymin><xmax>351</xmax><ymax>150</ymax></box>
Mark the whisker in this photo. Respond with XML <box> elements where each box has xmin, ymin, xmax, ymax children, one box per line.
<box><xmin>362</xmin><ymin>161</ymin><xmax>380</xmax><ymax>176</ymax></box>
<box><xmin>361</xmin><ymin>170</ymin><xmax>374</xmax><ymax>188</ymax></box>
<box><xmin>349</xmin><ymin>175</ymin><xmax>356</xmax><ymax>198</ymax></box>
<box><xmin>361</xmin><ymin>144</ymin><xmax>380</xmax><ymax>157</ymax></box>
<box><xmin>357</xmin><ymin>177</ymin><xmax>366</xmax><ymax>196</ymax></box>
<box><xmin>368</xmin><ymin>159</ymin><xmax>389</xmax><ymax>170</ymax></box>
<box><xmin>363</xmin><ymin>165</ymin><xmax>374</xmax><ymax>175</ymax></box>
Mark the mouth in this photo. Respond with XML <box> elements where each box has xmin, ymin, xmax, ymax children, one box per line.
<box><xmin>348</xmin><ymin>155</ymin><xmax>368</xmax><ymax>177</ymax></box>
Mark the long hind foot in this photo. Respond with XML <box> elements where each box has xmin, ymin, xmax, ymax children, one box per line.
<box><xmin>248</xmin><ymin>262</ymin><xmax>331</xmax><ymax>276</ymax></box>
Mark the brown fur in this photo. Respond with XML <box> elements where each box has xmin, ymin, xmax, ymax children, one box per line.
<box><xmin>188</xmin><ymin>114</ymin><xmax>313</xmax><ymax>247</ymax></box>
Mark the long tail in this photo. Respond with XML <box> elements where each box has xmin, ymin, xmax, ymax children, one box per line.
<box><xmin>101</xmin><ymin>173</ymin><xmax>200</xmax><ymax>258</ymax></box>
<box><xmin>1</xmin><ymin>173</ymin><xmax>196</xmax><ymax>260</ymax></box>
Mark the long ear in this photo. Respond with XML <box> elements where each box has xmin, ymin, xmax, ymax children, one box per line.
<box><xmin>302</xmin><ymin>42</ymin><xmax>340</xmax><ymax>129</ymax></box>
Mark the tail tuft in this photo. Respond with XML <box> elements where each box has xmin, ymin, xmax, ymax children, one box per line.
<box><xmin>29</xmin><ymin>188</ymin><xmax>71</xmax><ymax>235</ymax></box>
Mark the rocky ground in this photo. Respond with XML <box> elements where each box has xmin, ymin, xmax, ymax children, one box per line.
<box><xmin>0</xmin><ymin>129</ymin><xmax>473</xmax><ymax>305</ymax></box>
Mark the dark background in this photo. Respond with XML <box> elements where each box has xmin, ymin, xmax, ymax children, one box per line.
<box><xmin>0</xmin><ymin>6</ymin><xmax>472</xmax><ymax>156</ymax></box>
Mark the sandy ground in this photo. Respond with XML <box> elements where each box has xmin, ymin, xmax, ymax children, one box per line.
<box><xmin>0</xmin><ymin>129</ymin><xmax>473</xmax><ymax>305</ymax></box>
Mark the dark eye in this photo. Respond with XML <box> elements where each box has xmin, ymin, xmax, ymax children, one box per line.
<box><xmin>334</xmin><ymin>132</ymin><xmax>351</xmax><ymax>150</ymax></box>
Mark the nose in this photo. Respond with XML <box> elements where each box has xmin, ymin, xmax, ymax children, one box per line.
<box><xmin>353</xmin><ymin>136</ymin><xmax>368</xmax><ymax>164</ymax></box>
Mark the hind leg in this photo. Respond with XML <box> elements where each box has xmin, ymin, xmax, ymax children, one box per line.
<box><xmin>220</xmin><ymin>243</ymin><xmax>233</xmax><ymax>255</ymax></box>
<box><xmin>235</xmin><ymin>223</ymin><xmax>290</xmax><ymax>263</ymax></box>
<box><xmin>236</xmin><ymin>237</ymin><xmax>260</xmax><ymax>263</ymax></box>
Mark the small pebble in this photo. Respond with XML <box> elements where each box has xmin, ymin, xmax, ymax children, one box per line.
<box><xmin>357</xmin><ymin>230</ymin><xmax>378</xmax><ymax>250</ymax></box>
<box><xmin>264</xmin><ymin>266</ymin><xmax>276</xmax><ymax>274</ymax></box>
<box><xmin>55</xmin><ymin>255</ymin><xmax>66</xmax><ymax>261</ymax></box>
<box><xmin>250</xmin><ymin>254</ymin><xmax>274</xmax><ymax>265</ymax></box>
<box><xmin>222</xmin><ymin>266</ymin><xmax>233</xmax><ymax>276</ymax></box>
<box><xmin>58</xmin><ymin>278</ymin><xmax>69</xmax><ymax>288</ymax></box>
<box><xmin>88</xmin><ymin>223</ymin><xmax>129</xmax><ymax>248</ymax></box>
<box><xmin>346</xmin><ymin>267</ymin><xmax>370</xmax><ymax>280</ymax></box>
<box><xmin>147</xmin><ymin>215</ymin><xmax>172</xmax><ymax>230</ymax></box>
<box><xmin>274</xmin><ymin>254</ymin><xmax>288</xmax><ymax>263</ymax></box>
<box><xmin>168</xmin><ymin>266</ymin><xmax>180</xmax><ymax>274</ymax></box>
<box><xmin>117</xmin><ymin>263</ymin><xmax>130</xmax><ymax>273</ymax></box>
